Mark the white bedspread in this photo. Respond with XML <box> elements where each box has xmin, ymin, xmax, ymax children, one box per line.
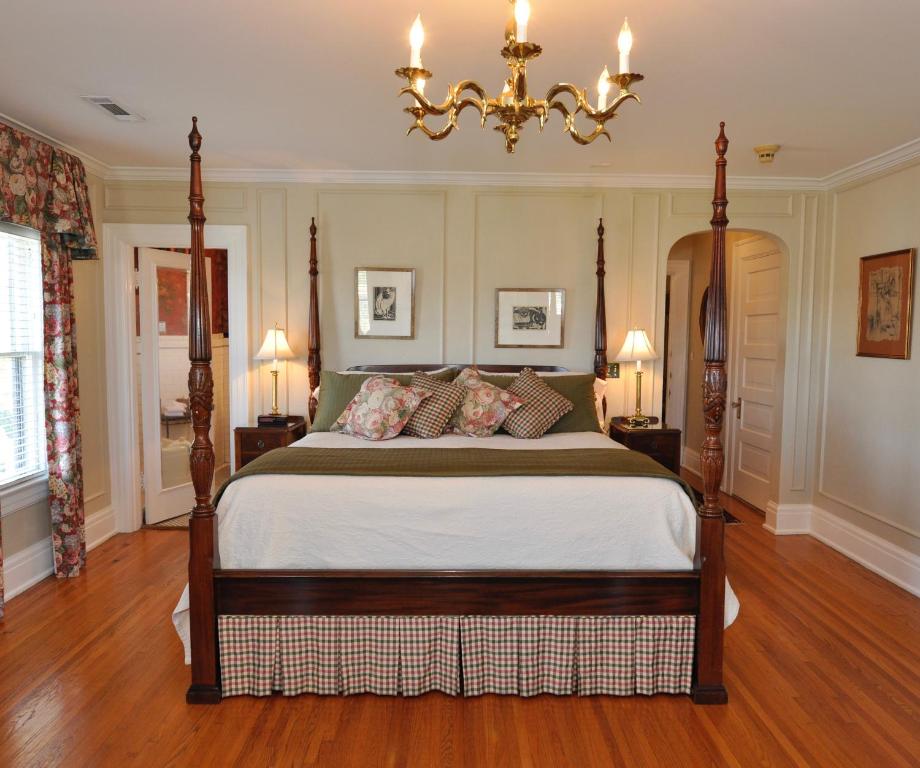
<box><xmin>173</xmin><ymin>431</ymin><xmax>739</xmax><ymax>661</ymax></box>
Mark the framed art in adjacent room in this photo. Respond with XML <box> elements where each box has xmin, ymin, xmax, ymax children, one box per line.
<box><xmin>856</xmin><ymin>248</ymin><xmax>915</xmax><ymax>359</ymax></box>
<box><xmin>355</xmin><ymin>267</ymin><xmax>416</xmax><ymax>339</ymax></box>
<box><xmin>495</xmin><ymin>288</ymin><xmax>565</xmax><ymax>348</ymax></box>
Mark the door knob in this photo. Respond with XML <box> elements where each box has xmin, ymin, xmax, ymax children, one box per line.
<box><xmin>731</xmin><ymin>398</ymin><xmax>742</xmax><ymax>419</ymax></box>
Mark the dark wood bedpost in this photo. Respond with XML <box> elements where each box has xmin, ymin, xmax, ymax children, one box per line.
<box><xmin>692</xmin><ymin>122</ymin><xmax>729</xmax><ymax>705</ymax></box>
<box><xmin>185</xmin><ymin>117</ymin><xmax>221</xmax><ymax>704</ymax></box>
<box><xmin>307</xmin><ymin>218</ymin><xmax>321</xmax><ymax>422</ymax></box>
<box><xmin>594</xmin><ymin>218</ymin><xmax>608</xmax><ymax>379</ymax></box>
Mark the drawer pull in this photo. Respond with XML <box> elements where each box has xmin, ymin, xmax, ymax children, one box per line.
<box><xmin>256</xmin><ymin>439</ymin><xmax>265</xmax><ymax>450</ymax></box>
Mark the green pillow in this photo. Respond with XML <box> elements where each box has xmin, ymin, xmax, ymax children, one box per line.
<box><xmin>311</xmin><ymin>369</ymin><xmax>456</xmax><ymax>432</ymax></box>
<box><xmin>479</xmin><ymin>371</ymin><xmax>601</xmax><ymax>434</ymax></box>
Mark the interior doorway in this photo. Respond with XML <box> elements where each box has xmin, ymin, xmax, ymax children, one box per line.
<box><xmin>663</xmin><ymin>230</ymin><xmax>787</xmax><ymax>513</ymax></box>
<box><xmin>135</xmin><ymin>247</ymin><xmax>231</xmax><ymax>525</ymax></box>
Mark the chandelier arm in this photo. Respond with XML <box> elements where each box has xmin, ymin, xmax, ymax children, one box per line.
<box><xmin>398</xmin><ymin>85</ymin><xmax>453</xmax><ymax>116</ymax></box>
<box><xmin>585</xmin><ymin>90</ymin><xmax>641</xmax><ymax>122</ymax></box>
<box><xmin>565</xmin><ymin>124</ymin><xmax>611</xmax><ymax>146</ymax></box>
<box><xmin>407</xmin><ymin>116</ymin><xmax>459</xmax><ymax>141</ymax></box>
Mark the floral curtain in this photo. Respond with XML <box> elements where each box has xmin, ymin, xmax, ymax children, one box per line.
<box><xmin>0</xmin><ymin>122</ymin><xmax>97</xmax><ymax>616</ymax></box>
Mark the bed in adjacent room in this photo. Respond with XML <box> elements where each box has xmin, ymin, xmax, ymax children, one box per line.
<box><xmin>177</xmin><ymin>118</ymin><xmax>737</xmax><ymax>705</ymax></box>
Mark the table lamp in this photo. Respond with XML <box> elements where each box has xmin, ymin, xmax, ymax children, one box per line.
<box><xmin>615</xmin><ymin>328</ymin><xmax>658</xmax><ymax>427</ymax></box>
<box><xmin>255</xmin><ymin>324</ymin><xmax>295</xmax><ymax>426</ymax></box>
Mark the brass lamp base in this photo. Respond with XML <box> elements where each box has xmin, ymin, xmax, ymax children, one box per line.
<box><xmin>627</xmin><ymin>414</ymin><xmax>650</xmax><ymax>428</ymax></box>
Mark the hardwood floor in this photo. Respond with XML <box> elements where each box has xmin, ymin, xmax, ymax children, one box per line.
<box><xmin>1</xmin><ymin>500</ymin><xmax>918</xmax><ymax>767</ymax></box>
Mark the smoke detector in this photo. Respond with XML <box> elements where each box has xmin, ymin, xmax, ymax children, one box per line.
<box><xmin>753</xmin><ymin>144</ymin><xmax>781</xmax><ymax>164</ymax></box>
<box><xmin>81</xmin><ymin>96</ymin><xmax>145</xmax><ymax>122</ymax></box>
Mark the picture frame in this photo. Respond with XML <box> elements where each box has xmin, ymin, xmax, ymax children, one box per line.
<box><xmin>856</xmin><ymin>249</ymin><xmax>915</xmax><ymax>359</ymax></box>
<box><xmin>495</xmin><ymin>288</ymin><xmax>565</xmax><ymax>348</ymax></box>
<box><xmin>354</xmin><ymin>267</ymin><xmax>416</xmax><ymax>339</ymax></box>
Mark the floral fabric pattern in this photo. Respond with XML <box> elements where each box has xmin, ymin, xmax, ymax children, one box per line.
<box><xmin>331</xmin><ymin>376</ymin><xmax>432</xmax><ymax>441</ymax></box>
<box><xmin>448</xmin><ymin>368</ymin><xmax>525</xmax><ymax>438</ymax></box>
<box><xmin>0</xmin><ymin>121</ymin><xmax>97</xmax><ymax>614</ymax></box>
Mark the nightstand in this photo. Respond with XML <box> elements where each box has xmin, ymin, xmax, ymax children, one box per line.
<box><xmin>609</xmin><ymin>418</ymin><xmax>682</xmax><ymax>474</ymax></box>
<box><xmin>234</xmin><ymin>416</ymin><xmax>307</xmax><ymax>470</ymax></box>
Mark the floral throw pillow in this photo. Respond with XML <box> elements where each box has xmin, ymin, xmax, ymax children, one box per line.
<box><xmin>448</xmin><ymin>368</ymin><xmax>524</xmax><ymax>437</ymax></box>
<box><xmin>331</xmin><ymin>376</ymin><xmax>432</xmax><ymax>441</ymax></box>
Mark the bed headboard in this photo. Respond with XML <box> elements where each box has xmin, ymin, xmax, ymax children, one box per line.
<box><xmin>305</xmin><ymin>220</ymin><xmax>608</xmax><ymax>419</ymax></box>
<box><xmin>346</xmin><ymin>364</ymin><xmax>568</xmax><ymax>373</ymax></box>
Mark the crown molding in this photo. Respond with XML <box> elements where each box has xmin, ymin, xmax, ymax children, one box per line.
<box><xmin>3</xmin><ymin>110</ymin><xmax>918</xmax><ymax>192</ymax></box>
<box><xmin>821</xmin><ymin>135</ymin><xmax>920</xmax><ymax>191</ymax></box>
<box><xmin>103</xmin><ymin>165</ymin><xmax>824</xmax><ymax>191</ymax></box>
<box><xmin>0</xmin><ymin>111</ymin><xmax>109</xmax><ymax>180</ymax></box>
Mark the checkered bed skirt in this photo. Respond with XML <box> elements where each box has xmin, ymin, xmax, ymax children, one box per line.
<box><xmin>218</xmin><ymin>615</ymin><xmax>695</xmax><ymax>698</ymax></box>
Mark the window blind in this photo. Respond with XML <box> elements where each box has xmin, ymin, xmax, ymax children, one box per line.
<box><xmin>0</xmin><ymin>224</ymin><xmax>46</xmax><ymax>487</ymax></box>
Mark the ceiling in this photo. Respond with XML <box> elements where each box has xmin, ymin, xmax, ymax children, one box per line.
<box><xmin>2</xmin><ymin>0</ymin><xmax>919</xmax><ymax>179</ymax></box>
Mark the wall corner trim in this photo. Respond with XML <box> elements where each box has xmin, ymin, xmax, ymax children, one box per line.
<box><xmin>762</xmin><ymin>503</ymin><xmax>920</xmax><ymax>598</ymax></box>
<box><xmin>764</xmin><ymin>502</ymin><xmax>812</xmax><ymax>535</ymax></box>
<box><xmin>2</xmin><ymin>506</ymin><xmax>118</xmax><ymax>604</ymax></box>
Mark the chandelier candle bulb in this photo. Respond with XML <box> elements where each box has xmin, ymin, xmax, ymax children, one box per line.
<box><xmin>514</xmin><ymin>0</ymin><xmax>530</xmax><ymax>43</ymax></box>
<box><xmin>409</xmin><ymin>14</ymin><xmax>424</xmax><ymax>68</ymax></box>
<box><xmin>597</xmin><ymin>67</ymin><xmax>611</xmax><ymax>111</ymax></box>
<box><xmin>617</xmin><ymin>18</ymin><xmax>632</xmax><ymax>74</ymax></box>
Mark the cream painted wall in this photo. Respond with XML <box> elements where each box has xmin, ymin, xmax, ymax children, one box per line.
<box><xmin>1</xmin><ymin>171</ymin><xmax>111</xmax><ymax>558</ymax></box>
<box><xmin>4</xmin><ymin>174</ymin><xmax>829</xmax><ymax>563</ymax></box>
<box><xmin>814</xmin><ymin>163</ymin><xmax>920</xmax><ymax>555</ymax></box>
<box><xmin>101</xmin><ymin>180</ymin><xmax>825</xmax><ymax>518</ymax></box>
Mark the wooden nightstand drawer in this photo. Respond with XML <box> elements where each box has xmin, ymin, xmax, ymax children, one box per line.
<box><xmin>610</xmin><ymin>419</ymin><xmax>682</xmax><ymax>475</ymax></box>
<box><xmin>234</xmin><ymin>417</ymin><xmax>307</xmax><ymax>470</ymax></box>
<box><xmin>238</xmin><ymin>430</ymin><xmax>287</xmax><ymax>454</ymax></box>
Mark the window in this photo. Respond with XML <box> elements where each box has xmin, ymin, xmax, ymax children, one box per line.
<box><xmin>0</xmin><ymin>223</ymin><xmax>46</xmax><ymax>488</ymax></box>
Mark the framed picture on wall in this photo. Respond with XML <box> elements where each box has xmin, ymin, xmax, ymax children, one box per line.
<box><xmin>495</xmin><ymin>288</ymin><xmax>565</xmax><ymax>348</ymax></box>
<box><xmin>354</xmin><ymin>267</ymin><xmax>416</xmax><ymax>339</ymax></box>
<box><xmin>856</xmin><ymin>249</ymin><xmax>915</xmax><ymax>359</ymax></box>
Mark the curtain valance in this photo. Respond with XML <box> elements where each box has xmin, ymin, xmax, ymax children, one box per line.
<box><xmin>0</xmin><ymin>122</ymin><xmax>97</xmax><ymax>257</ymax></box>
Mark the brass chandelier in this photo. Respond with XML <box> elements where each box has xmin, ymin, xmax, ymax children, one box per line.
<box><xmin>395</xmin><ymin>0</ymin><xmax>643</xmax><ymax>154</ymax></box>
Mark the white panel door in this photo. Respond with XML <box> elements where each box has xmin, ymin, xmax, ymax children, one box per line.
<box><xmin>727</xmin><ymin>237</ymin><xmax>785</xmax><ymax>511</ymax></box>
<box><xmin>665</xmin><ymin>260</ymin><xmax>691</xmax><ymax>436</ymax></box>
<box><xmin>137</xmin><ymin>247</ymin><xmax>210</xmax><ymax>525</ymax></box>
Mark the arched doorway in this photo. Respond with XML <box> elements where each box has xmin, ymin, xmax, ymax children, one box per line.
<box><xmin>664</xmin><ymin>229</ymin><xmax>787</xmax><ymax>514</ymax></box>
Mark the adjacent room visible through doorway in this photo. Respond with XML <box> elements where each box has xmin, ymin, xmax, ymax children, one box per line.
<box><xmin>134</xmin><ymin>246</ymin><xmax>231</xmax><ymax>526</ymax></box>
<box><xmin>664</xmin><ymin>230</ymin><xmax>787</xmax><ymax>514</ymax></box>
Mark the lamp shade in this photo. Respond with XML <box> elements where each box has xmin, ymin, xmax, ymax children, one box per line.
<box><xmin>255</xmin><ymin>327</ymin><xmax>295</xmax><ymax>361</ymax></box>
<box><xmin>615</xmin><ymin>328</ymin><xmax>657</xmax><ymax>362</ymax></box>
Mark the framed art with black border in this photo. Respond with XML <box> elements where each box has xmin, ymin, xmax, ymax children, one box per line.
<box><xmin>495</xmin><ymin>288</ymin><xmax>565</xmax><ymax>348</ymax></box>
<box><xmin>355</xmin><ymin>267</ymin><xmax>416</xmax><ymax>340</ymax></box>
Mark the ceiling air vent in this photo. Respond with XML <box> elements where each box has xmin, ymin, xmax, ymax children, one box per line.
<box><xmin>81</xmin><ymin>96</ymin><xmax>144</xmax><ymax>122</ymax></box>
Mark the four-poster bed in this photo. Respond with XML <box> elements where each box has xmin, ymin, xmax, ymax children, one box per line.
<box><xmin>183</xmin><ymin>117</ymin><xmax>731</xmax><ymax>705</ymax></box>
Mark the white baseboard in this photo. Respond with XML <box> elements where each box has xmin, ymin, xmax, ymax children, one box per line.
<box><xmin>764</xmin><ymin>502</ymin><xmax>812</xmax><ymax>535</ymax></box>
<box><xmin>85</xmin><ymin>505</ymin><xmax>117</xmax><ymax>552</ymax></box>
<box><xmin>810</xmin><ymin>507</ymin><xmax>920</xmax><ymax>598</ymax></box>
<box><xmin>681</xmin><ymin>447</ymin><xmax>701</xmax><ymax>477</ymax></box>
<box><xmin>3</xmin><ymin>536</ymin><xmax>53</xmax><ymax>601</ymax></box>
<box><xmin>3</xmin><ymin>505</ymin><xmax>117</xmax><ymax>603</ymax></box>
<box><xmin>762</xmin><ymin>503</ymin><xmax>920</xmax><ymax>598</ymax></box>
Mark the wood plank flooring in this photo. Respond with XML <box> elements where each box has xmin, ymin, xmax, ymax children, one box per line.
<box><xmin>1</xmin><ymin>498</ymin><xmax>918</xmax><ymax>767</ymax></box>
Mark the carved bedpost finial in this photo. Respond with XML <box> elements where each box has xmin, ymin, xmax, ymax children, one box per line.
<box><xmin>189</xmin><ymin>116</ymin><xmax>202</xmax><ymax>154</ymax></box>
<box><xmin>594</xmin><ymin>217</ymin><xmax>608</xmax><ymax>380</ymax></box>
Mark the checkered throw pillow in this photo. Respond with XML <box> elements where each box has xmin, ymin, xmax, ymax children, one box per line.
<box><xmin>502</xmin><ymin>368</ymin><xmax>574</xmax><ymax>438</ymax></box>
<box><xmin>403</xmin><ymin>372</ymin><xmax>465</xmax><ymax>438</ymax></box>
